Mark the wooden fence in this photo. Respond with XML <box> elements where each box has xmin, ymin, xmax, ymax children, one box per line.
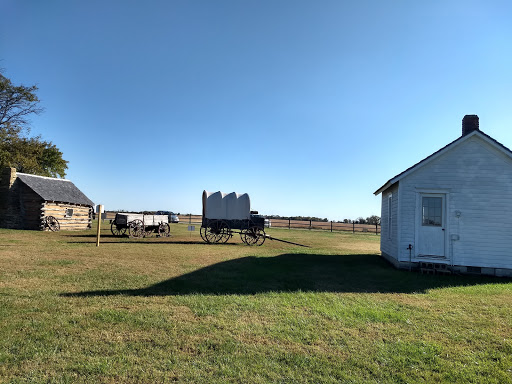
<box><xmin>103</xmin><ymin>213</ymin><xmax>381</xmax><ymax>235</ymax></box>
<box><xmin>268</xmin><ymin>218</ymin><xmax>380</xmax><ymax>234</ymax></box>
<box><xmin>176</xmin><ymin>214</ymin><xmax>380</xmax><ymax>234</ymax></box>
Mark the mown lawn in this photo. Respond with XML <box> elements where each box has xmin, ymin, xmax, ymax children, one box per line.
<box><xmin>0</xmin><ymin>222</ymin><xmax>511</xmax><ymax>383</ymax></box>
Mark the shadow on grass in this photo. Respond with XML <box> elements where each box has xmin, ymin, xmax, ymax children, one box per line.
<box><xmin>61</xmin><ymin>253</ymin><xmax>510</xmax><ymax>297</ymax></box>
<box><xmin>66</xmin><ymin>240</ymin><xmax>237</xmax><ymax>245</ymax></box>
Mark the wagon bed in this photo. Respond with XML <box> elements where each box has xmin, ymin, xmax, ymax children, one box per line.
<box><xmin>111</xmin><ymin>213</ymin><xmax>170</xmax><ymax>238</ymax></box>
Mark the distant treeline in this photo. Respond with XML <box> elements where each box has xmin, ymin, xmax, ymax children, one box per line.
<box><xmin>266</xmin><ymin>215</ymin><xmax>381</xmax><ymax>225</ymax></box>
<box><xmin>339</xmin><ymin>215</ymin><xmax>380</xmax><ymax>225</ymax></box>
<box><xmin>265</xmin><ymin>215</ymin><xmax>329</xmax><ymax>222</ymax></box>
<box><xmin>109</xmin><ymin>210</ymin><xmax>182</xmax><ymax>215</ymax></box>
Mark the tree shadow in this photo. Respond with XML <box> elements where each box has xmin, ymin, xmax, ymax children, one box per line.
<box><xmin>61</xmin><ymin>253</ymin><xmax>510</xmax><ymax>297</ymax></box>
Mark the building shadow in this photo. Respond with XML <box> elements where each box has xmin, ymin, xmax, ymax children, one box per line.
<box><xmin>61</xmin><ymin>253</ymin><xmax>508</xmax><ymax>297</ymax></box>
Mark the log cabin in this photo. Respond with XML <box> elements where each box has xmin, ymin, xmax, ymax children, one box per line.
<box><xmin>0</xmin><ymin>167</ymin><xmax>94</xmax><ymax>231</ymax></box>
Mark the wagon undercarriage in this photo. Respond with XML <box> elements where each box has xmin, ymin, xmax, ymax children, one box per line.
<box><xmin>200</xmin><ymin>219</ymin><xmax>266</xmax><ymax>246</ymax></box>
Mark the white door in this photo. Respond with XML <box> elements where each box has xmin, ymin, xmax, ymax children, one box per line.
<box><xmin>417</xmin><ymin>194</ymin><xmax>446</xmax><ymax>257</ymax></box>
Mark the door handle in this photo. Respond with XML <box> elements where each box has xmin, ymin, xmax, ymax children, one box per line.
<box><xmin>442</xmin><ymin>228</ymin><xmax>445</xmax><ymax>231</ymax></box>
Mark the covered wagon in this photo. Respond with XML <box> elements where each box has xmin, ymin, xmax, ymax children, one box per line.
<box><xmin>200</xmin><ymin>190</ymin><xmax>266</xmax><ymax>245</ymax></box>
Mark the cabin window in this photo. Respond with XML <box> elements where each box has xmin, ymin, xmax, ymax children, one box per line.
<box><xmin>65</xmin><ymin>208</ymin><xmax>74</xmax><ymax>218</ymax></box>
<box><xmin>387</xmin><ymin>194</ymin><xmax>392</xmax><ymax>239</ymax></box>
<box><xmin>422</xmin><ymin>197</ymin><xmax>442</xmax><ymax>226</ymax></box>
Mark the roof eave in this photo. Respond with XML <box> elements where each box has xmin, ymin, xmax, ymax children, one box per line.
<box><xmin>374</xmin><ymin>180</ymin><xmax>398</xmax><ymax>196</ymax></box>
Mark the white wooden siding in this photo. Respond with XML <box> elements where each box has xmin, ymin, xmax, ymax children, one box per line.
<box><xmin>398</xmin><ymin>135</ymin><xmax>512</xmax><ymax>269</ymax></box>
<box><xmin>380</xmin><ymin>184</ymin><xmax>398</xmax><ymax>258</ymax></box>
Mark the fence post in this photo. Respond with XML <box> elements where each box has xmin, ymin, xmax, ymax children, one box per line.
<box><xmin>96</xmin><ymin>204</ymin><xmax>103</xmax><ymax>247</ymax></box>
<box><xmin>309</xmin><ymin>220</ymin><xmax>312</xmax><ymax>230</ymax></box>
<box><xmin>353</xmin><ymin>222</ymin><xmax>355</xmax><ymax>233</ymax></box>
<box><xmin>375</xmin><ymin>223</ymin><xmax>378</xmax><ymax>235</ymax></box>
<box><xmin>288</xmin><ymin>218</ymin><xmax>291</xmax><ymax>229</ymax></box>
<box><xmin>331</xmin><ymin>221</ymin><xmax>333</xmax><ymax>232</ymax></box>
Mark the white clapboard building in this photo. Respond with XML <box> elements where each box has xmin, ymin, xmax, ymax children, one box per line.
<box><xmin>374</xmin><ymin>115</ymin><xmax>512</xmax><ymax>276</ymax></box>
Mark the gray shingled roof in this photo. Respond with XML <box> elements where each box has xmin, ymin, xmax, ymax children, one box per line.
<box><xmin>16</xmin><ymin>173</ymin><xmax>94</xmax><ymax>206</ymax></box>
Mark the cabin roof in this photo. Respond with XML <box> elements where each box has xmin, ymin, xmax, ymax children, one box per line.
<box><xmin>374</xmin><ymin>129</ymin><xmax>512</xmax><ymax>196</ymax></box>
<box><xmin>16</xmin><ymin>173</ymin><xmax>94</xmax><ymax>206</ymax></box>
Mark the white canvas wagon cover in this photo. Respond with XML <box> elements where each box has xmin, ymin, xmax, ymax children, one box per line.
<box><xmin>202</xmin><ymin>190</ymin><xmax>251</xmax><ymax>220</ymax></box>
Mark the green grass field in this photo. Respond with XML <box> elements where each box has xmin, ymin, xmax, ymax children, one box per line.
<box><xmin>1</xmin><ymin>222</ymin><xmax>511</xmax><ymax>383</ymax></box>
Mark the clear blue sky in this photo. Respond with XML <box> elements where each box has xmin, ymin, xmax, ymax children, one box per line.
<box><xmin>2</xmin><ymin>1</ymin><xmax>512</xmax><ymax>220</ymax></box>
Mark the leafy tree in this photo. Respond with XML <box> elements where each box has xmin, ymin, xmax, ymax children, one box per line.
<box><xmin>0</xmin><ymin>73</ymin><xmax>43</xmax><ymax>131</ymax></box>
<box><xmin>0</xmin><ymin>72</ymin><xmax>67</xmax><ymax>177</ymax></box>
<box><xmin>366</xmin><ymin>215</ymin><xmax>381</xmax><ymax>225</ymax></box>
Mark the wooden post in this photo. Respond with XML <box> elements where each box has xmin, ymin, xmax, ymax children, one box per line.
<box><xmin>353</xmin><ymin>222</ymin><xmax>355</xmax><ymax>233</ymax></box>
<box><xmin>331</xmin><ymin>221</ymin><xmax>333</xmax><ymax>232</ymax></box>
<box><xmin>375</xmin><ymin>223</ymin><xmax>378</xmax><ymax>235</ymax></box>
<box><xmin>96</xmin><ymin>204</ymin><xmax>102</xmax><ymax>247</ymax></box>
<box><xmin>288</xmin><ymin>218</ymin><xmax>291</xmax><ymax>229</ymax></box>
<box><xmin>309</xmin><ymin>220</ymin><xmax>312</xmax><ymax>230</ymax></box>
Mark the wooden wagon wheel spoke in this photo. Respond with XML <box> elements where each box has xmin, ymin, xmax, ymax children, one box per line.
<box><xmin>253</xmin><ymin>227</ymin><xmax>266</xmax><ymax>246</ymax></box>
<box><xmin>240</xmin><ymin>228</ymin><xmax>249</xmax><ymax>245</ymax></box>
<box><xmin>204</xmin><ymin>220</ymin><xmax>221</xmax><ymax>243</ymax></box>
<box><xmin>204</xmin><ymin>220</ymin><xmax>231</xmax><ymax>244</ymax></box>
<box><xmin>158</xmin><ymin>223</ymin><xmax>170</xmax><ymax>237</ymax></box>
<box><xmin>244</xmin><ymin>226</ymin><xmax>265</xmax><ymax>246</ymax></box>
<box><xmin>128</xmin><ymin>219</ymin><xmax>145</xmax><ymax>238</ymax></box>
<box><xmin>218</xmin><ymin>220</ymin><xmax>232</xmax><ymax>244</ymax></box>
<box><xmin>45</xmin><ymin>216</ymin><xmax>60</xmax><ymax>232</ymax></box>
<box><xmin>200</xmin><ymin>226</ymin><xmax>208</xmax><ymax>243</ymax></box>
<box><xmin>111</xmin><ymin>222</ymin><xmax>126</xmax><ymax>236</ymax></box>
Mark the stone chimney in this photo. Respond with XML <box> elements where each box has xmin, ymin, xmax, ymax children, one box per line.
<box><xmin>462</xmin><ymin>115</ymin><xmax>479</xmax><ymax>136</ymax></box>
<box><xmin>0</xmin><ymin>167</ymin><xmax>18</xmax><ymax>228</ymax></box>
<box><xmin>0</xmin><ymin>167</ymin><xmax>17</xmax><ymax>193</ymax></box>
<box><xmin>3</xmin><ymin>167</ymin><xmax>17</xmax><ymax>187</ymax></box>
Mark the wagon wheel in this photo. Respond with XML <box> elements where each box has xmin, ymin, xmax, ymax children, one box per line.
<box><xmin>204</xmin><ymin>220</ymin><xmax>231</xmax><ymax>244</ymax></box>
<box><xmin>244</xmin><ymin>226</ymin><xmax>265</xmax><ymax>246</ymax></box>
<box><xmin>240</xmin><ymin>228</ymin><xmax>254</xmax><ymax>245</ymax></box>
<box><xmin>128</xmin><ymin>219</ymin><xmax>145</xmax><ymax>238</ymax></box>
<box><xmin>158</xmin><ymin>223</ymin><xmax>170</xmax><ymax>237</ymax></box>
<box><xmin>240</xmin><ymin>229</ymin><xmax>248</xmax><ymax>245</ymax></box>
<box><xmin>44</xmin><ymin>216</ymin><xmax>60</xmax><ymax>232</ymax></box>
<box><xmin>110</xmin><ymin>222</ymin><xmax>126</xmax><ymax>237</ymax></box>
<box><xmin>218</xmin><ymin>220</ymin><xmax>232</xmax><ymax>243</ymax></box>
<box><xmin>200</xmin><ymin>226</ymin><xmax>208</xmax><ymax>243</ymax></box>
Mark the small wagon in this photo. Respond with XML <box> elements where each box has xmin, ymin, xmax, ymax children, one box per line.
<box><xmin>200</xmin><ymin>191</ymin><xmax>266</xmax><ymax>245</ymax></box>
<box><xmin>110</xmin><ymin>213</ymin><xmax>170</xmax><ymax>238</ymax></box>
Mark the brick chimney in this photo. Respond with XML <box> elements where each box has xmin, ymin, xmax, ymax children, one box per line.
<box><xmin>462</xmin><ymin>115</ymin><xmax>479</xmax><ymax>136</ymax></box>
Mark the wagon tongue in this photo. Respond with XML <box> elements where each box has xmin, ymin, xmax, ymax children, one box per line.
<box><xmin>264</xmin><ymin>235</ymin><xmax>310</xmax><ymax>248</ymax></box>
